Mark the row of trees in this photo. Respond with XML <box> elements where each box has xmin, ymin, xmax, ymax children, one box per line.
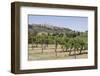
<box><xmin>28</xmin><ymin>32</ymin><xmax>88</xmax><ymax>58</ymax></box>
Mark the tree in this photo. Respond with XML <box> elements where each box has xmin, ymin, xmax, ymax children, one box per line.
<box><xmin>54</xmin><ymin>35</ymin><xmax>60</xmax><ymax>56</ymax></box>
<box><xmin>63</xmin><ymin>37</ymin><xmax>69</xmax><ymax>52</ymax></box>
<box><xmin>39</xmin><ymin>34</ymin><xmax>45</xmax><ymax>53</ymax></box>
<box><xmin>68</xmin><ymin>38</ymin><xmax>74</xmax><ymax>56</ymax></box>
<box><xmin>79</xmin><ymin>38</ymin><xmax>86</xmax><ymax>54</ymax></box>
<box><xmin>73</xmin><ymin>37</ymin><xmax>81</xmax><ymax>58</ymax></box>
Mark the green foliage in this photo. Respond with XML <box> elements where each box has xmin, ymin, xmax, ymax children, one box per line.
<box><xmin>28</xmin><ymin>24</ymin><xmax>88</xmax><ymax>56</ymax></box>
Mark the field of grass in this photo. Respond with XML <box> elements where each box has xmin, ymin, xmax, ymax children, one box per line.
<box><xmin>28</xmin><ymin>44</ymin><xmax>88</xmax><ymax>61</ymax></box>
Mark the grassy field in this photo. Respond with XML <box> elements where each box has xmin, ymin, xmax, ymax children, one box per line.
<box><xmin>28</xmin><ymin>44</ymin><xmax>88</xmax><ymax>61</ymax></box>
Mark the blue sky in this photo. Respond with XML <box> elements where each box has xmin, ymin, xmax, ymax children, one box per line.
<box><xmin>28</xmin><ymin>15</ymin><xmax>88</xmax><ymax>32</ymax></box>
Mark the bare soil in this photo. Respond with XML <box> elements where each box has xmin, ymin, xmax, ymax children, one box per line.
<box><xmin>28</xmin><ymin>44</ymin><xmax>88</xmax><ymax>61</ymax></box>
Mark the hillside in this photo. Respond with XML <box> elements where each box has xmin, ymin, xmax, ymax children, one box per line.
<box><xmin>28</xmin><ymin>24</ymin><xmax>75</xmax><ymax>35</ymax></box>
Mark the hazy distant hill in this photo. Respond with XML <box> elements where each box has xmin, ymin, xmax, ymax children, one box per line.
<box><xmin>28</xmin><ymin>24</ymin><xmax>75</xmax><ymax>34</ymax></box>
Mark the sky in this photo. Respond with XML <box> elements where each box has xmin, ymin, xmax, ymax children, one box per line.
<box><xmin>28</xmin><ymin>15</ymin><xmax>88</xmax><ymax>32</ymax></box>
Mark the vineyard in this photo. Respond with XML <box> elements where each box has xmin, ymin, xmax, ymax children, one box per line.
<box><xmin>28</xmin><ymin>24</ymin><xmax>88</xmax><ymax>60</ymax></box>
